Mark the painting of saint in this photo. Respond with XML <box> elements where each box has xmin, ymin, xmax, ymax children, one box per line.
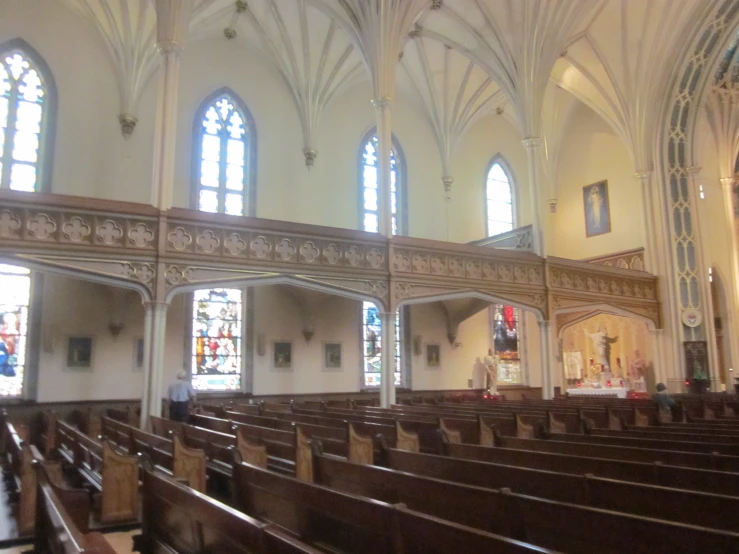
<box><xmin>324</xmin><ymin>343</ymin><xmax>342</xmax><ymax>370</ymax></box>
<box><xmin>583</xmin><ymin>180</ymin><xmax>611</xmax><ymax>237</ymax></box>
<box><xmin>274</xmin><ymin>341</ymin><xmax>292</xmax><ymax>369</ymax></box>
<box><xmin>426</xmin><ymin>344</ymin><xmax>441</xmax><ymax>368</ymax></box>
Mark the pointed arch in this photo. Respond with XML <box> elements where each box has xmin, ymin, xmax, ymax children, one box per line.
<box><xmin>191</xmin><ymin>87</ymin><xmax>257</xmax><ymax>217</ymax></box>
<box><xmin>189</xmin><ymin>87</ymin><xmax>257</xmax><ymax>392</ymax></box>
<box><xmin>0</xmin><ymin>39</ymin><xmax>55</xmax><ymax>399</ymax></box>
<box><xmin>358</xmin><ymin>126</ymin><xmax>408</xmax><ymax>236</ymax></box>
<box><xmin>484</xmin><ymin>154</ymin><xmax>517</xmax><ymax>237</ymax></box>
<box><xmin>358</xmin><ymin>126</ymin><xmax>409</xmax><ymax>389</ymax></box>
<box><xmin>0</xmin><ymin>38</ymin><xmax>57</xmax><ymax>193</ymax></box>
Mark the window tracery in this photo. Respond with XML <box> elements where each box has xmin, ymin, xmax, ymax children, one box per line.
<box><xmin>485</xmin><ymin>158</ymin><xmax>522</xmax><ymax>385</ymax></box>
<box><xmin>0</xmin><ymin>43</ymin><xmax>52</xmax><ymax>398</ymax></box>
<box><xmin>361</xmin><ymin>133</ymin><xmax>403</xmax><ymax>387</ymax></box>
<box><xmin>191</xmin><ymin>90</ymin><xmax>253</xmax><ymax>391</ymax></box>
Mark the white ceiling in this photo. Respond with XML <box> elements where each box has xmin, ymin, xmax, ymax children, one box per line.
<box><xmin>34</xmin><ymin>0</ymin><xmax>738</xmax><ymax>171</ymax></box>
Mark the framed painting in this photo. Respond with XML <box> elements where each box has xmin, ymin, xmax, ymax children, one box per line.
<box><xmin>583</xmin><ymin>180</ymin><xmax>611</xmax><ymax>237</ymax></box>
<box><xmin>67</xmin><ymin>337</ymin><xmax>93</xmax><ymax>369</ymax></box>
<box><xmin>324</xmin><ymin>342</ymin><xmax>342</xmax><ymax>371</ymax></box>
<box><xmin>273</xmin><ymin>341</ymin><xmax>292</xmax><ymax>370</ymax></box>
<box><xmin>684</xmin><ymin>341</ymin><xmax>709</xmax><ymax>380</ymax></box>
<box><xmin>426</xmin><ymin>343</ymin><xmax>441</xmax><ymax>368</ymax></box>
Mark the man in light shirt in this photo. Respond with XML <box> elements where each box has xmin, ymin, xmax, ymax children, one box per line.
<box><xmin>167</xmin><ymin>370</ymin><xmax>196</xmax><ymax>422</ymax></box>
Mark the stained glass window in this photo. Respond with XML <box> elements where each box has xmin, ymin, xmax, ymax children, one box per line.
<box><xmin>192</xmin><ymin>91</ymin><xmax>252</xmax><ymax>391</ymax></box>
<box><xmin>486</xmin><ymin>159</ymin><xmax>522</xmax><ymax>384</ymax></box>
<box><xmin>197</xmin><ymin>93</ymin><xmax>248</xmax><ymax>215</ymax></box>
<box><xmin>0</xmin><ymin>265</ymin><xmax>29</xmax><ymax>397</ymax></box>
<box><xmin>191</xmin><ymin>288</ymin><xmax>242</xmax><ymax>391</ymax></box>
<box><xmin>0</xmin><ymin>47</ymin><xmax>49</xmax><ymax>192</ymax></box>
<box><xmin>361</xmin><ymin>134</ymin><xmax>402</xmax><ymax>387</ymax></box>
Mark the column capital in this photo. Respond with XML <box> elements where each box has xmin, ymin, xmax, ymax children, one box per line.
<box><xmin>143</xmin><ymin>300</ymin><xmax>170</xmax><ymax>311</ymax></box>
<box><xmin>521</xmin><ymin>137</ymin><xmax>542</xmax><ymax>149</ymax></box>
<box><xmin>156</xmin><ymin>40</ymin><xmax>183</xmax><ymax>55</ymax></box>
<box><xmin>634</xmin><ymin>170</ymin><xmax>651</xmax><ymax>181</ymax></box>
<box><xmin>721</xmin><ymin>177</ymin><xmax>735</xmax><ymax>188</ymax></box>
<box><xmin>548</xmin><ymin>198</ymin><xmax>557</xmax><ymax>213</ymax></box>
<box><xmin>442</xmin><ymin>176</ymin><xmax>453</xmax><ymax>200</ymax></box>
<box><xmin>371</xmin><ymin>97</ymin><xmax>393</xmax><ymax>111</ymax></box>
<box><xmin>686</xmin><ymin>165</ymin><xmax>702</xmax><ymax>175</ymax></box>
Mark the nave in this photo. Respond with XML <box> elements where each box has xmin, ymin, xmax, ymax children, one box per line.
<box><xmin>2</xmin><ymin>393</ymin><xmax>739</xmax><ymax>553</ymax></box>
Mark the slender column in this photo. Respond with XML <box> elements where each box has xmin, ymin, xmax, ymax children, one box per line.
<box><xmin>537</xmin><ymin>320</ymin><xmax>555</xmax><ymax>399</ymax></box>
<box><xmin>379</xmin><ymin>311</ymin><xmax>396</xmax><ymax>408</ymax></box>
<box><xmin>522</xmin><ymin>138</ymin><xmax>544</xmax><ymax>256</ymax></box>
<box><xmin>139</xmin><ymin>303</ymin><xmax>155</xmax><ymax>429</ymax></box>
<box><xmin>721</xmin><ymin>177</ymin><xmax>739</xmax><ymax>390</ymax></box>
<box><xmin>150</xmin><ymin>42</ymin><xmax>183</xmax><ymax>210</ymax></box>
<box><xmin>372</xmin><ymin>97</ymin><xmax>393</xmax><ymax>237</ymax></box>
<box><xmin>636</xmin><ymin>171</ymin><xmax>658</xmax><ymax>272</ymax></box>
<box><xmin>143</xmin><ymin>301</ymin><xmax>169</xmax><ymax>423</ymax></box>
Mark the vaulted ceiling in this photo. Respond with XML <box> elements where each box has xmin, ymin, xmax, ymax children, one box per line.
<box><xmin>32</xmin><ymin>1</ymin><xmax>739</xmax><ymax>170</ymax></box>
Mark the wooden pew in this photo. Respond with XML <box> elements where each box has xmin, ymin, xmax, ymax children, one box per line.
<box><xmin>135</xmin><ymin>459</ymin><xmax>323</xmax><ymax>554</ymax></box>
<box><xmin>3</xmin><ymin>419</ymin><xmax>65</xmax><ymax>535</ymax></box>
<box><xmin>487</xmin><ymin>435</ymin><xmax>739</xmax><ymax>471</ymax></box>
<box><xmin>312</xmin><ymin>445</ymin><xmax>739</xmax><ymax>551</ymax></box>
<box><xmin>101</xmin><ymin>416</ymin><xmax>207</xmax><ymax>493</ymax></box>
<box><xmin>56</xmin><ymin>420</ymin><xmax>138</xmax><ymax>523</ymax></box>
<box><xmin>429</xmin><ymin>438</ymin><xmax>739</xmax><ymax>496</ymax></box>
<box><xmin>231</xmin><ymin>456</ymin><xmax>554</xmax><ymax>553</ymax></box>
<box><xmin>34</xmin><ymin>462</ymin><xmax>116</xmax><ymax>554</ymax></box>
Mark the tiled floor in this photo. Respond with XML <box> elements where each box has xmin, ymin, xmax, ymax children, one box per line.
<box><xmin>0</xmin><ymin>530</ymin><xmax>139</xmax><ymax>554</ymax></box>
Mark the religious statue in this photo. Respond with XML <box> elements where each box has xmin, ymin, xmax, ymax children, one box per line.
<box><xmin>471</xmin><ymin>357</ymin><xmax>487</xmax><ymax>390</ymax></box>
<box><xmin>630</xmin><ymin>350</ymin><xmax>647</xmax><ymax>392</ymax></box>
<box><xmin>583</xmin><ymin>325</ymin><xmax>618</xmax><ymax>371</ymax></box>
<box><xmin>485</xmin><ymin>355</ymin><xmax>500</xmax><ymax>394</ymax></box>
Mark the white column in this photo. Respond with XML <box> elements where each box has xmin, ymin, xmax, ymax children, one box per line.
<box><xmin>372</xmin><ymin>97</ymin><xmax>393</xmax><ymax>238</ymax></box>
<box><xmin>522</xmin><ymin>138</ymin><xmax>544</xmax><ymax>256</ymax></box>
<box><xmin>143</xmin><ymin>301</ymin><xmax>169</xmax><ymax>423</ymax></box>
<box><xmin>636</xmin><ymin>171</ymin><xmax>658</xmax><ymax>272</ymax></box>
<box><xmin>150</xmin><ymin>42</ymin><xmax>183</xmax><ymax>210</ymax></box>
<box><xmin>721</xmin><ymin>177</ymin><xmax>739</xmax><ymax>390</ymax></box>
<box><xmin>139</xmin><ymin>303</ymin><xmax>155</xmax><ymax>429</ymax></box>
<box><xmin>380</xmin><ymin>311</ymin><xmax>396</xmax><ymax>408</ymax></box>
<box><xmin>538</xmin><ymin>320</ymin><xmax>555</xmax><ymax>399</ymax></box>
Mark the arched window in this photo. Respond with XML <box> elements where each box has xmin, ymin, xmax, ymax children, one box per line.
<box><xmin>0</xmin><ymin>41</ymin><xmax>54</xmax><ymax>398</ymax></box>
<box><xmin>191</xmin><ymin>89</ymin><xmax>255</xmax><ymax>392</ymax></box>
<box><xmin>360</xmin><ymin>131</ymin><xmax>406</xmax><ymax>388</ymax></box>
<box><xmin>485</xmin><ymin>158</ymin><xmax>522</xmax><ymax>384</ymax></box>
<box><xmin>485</xmin><ymin>160</ymin><xmax>515</xmax><ymax>236</ymax></box>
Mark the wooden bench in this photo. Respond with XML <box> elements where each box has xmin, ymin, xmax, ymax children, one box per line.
<box><xmin>56</xmin><ymin>420</ymin><xmax>139</xmax><ymax>523</ymax></box>
<box><xmin>134</xmin><ymin>459</ymin><xmax>323</xmax><ymax>554</ymax></box>
<box><xmin>311</xmin><ymin>444</ymin><xmax>739</xmax><ymax>552</ymax></box>
<box><xmin>34</xmin><ymin>461</ymin><xmax>116</xmax><ymax>554</ymax></box>
<box><xmin>231</xmin><ymin>455</ymin><xmax>554</xmax><ymax>553</ymax></box>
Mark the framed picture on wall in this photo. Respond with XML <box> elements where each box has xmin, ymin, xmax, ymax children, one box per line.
<box><xmin>583</xmin><ymin>180</ymin><xmax>611</xmax><ymax>237</ymax></box>
<box><xmin>273</xmin><ymin>341</ymin><xmax>292</xmax><ymax>370</ymax></box>
<box><xmin>133</xmin><ymin>338</ymin><xmax>144</xmax><ymax>371</ymax></box>
<box><xmin>66</xmin><ymin>337</ymin><xmax>93</xmax><ymax>369</ymax></box>
<box><xmin>426</xmin><ymin>343</ymin><xmax>441</xmax><ymax>369</ymax></box>
<box><xmin>323</xmin><ymin>342</ymin><xmax>342</xmax><ymax>371</ymax></box>
<box><xmin>684</xmin><ymin>341</ymin><xmax>709</xmax><ymax>380</ymax></box>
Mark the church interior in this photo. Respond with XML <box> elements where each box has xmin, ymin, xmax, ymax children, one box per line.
<box><xmin>1</xmin><ymin>0</ymin><xmax>739</xmax><ymax>552</ymax></box>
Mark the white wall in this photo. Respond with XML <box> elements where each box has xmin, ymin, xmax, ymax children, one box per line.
<box><xmin>553</xmin><ymin>103</ymin><xmax>644</xmax><ymax>259</ymax></box>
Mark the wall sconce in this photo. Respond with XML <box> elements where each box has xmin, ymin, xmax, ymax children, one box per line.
<box><xmin>256</xmin><ymin>334</ymin><xmax>265</xmax><ymax>356</ymax></box>
<box><xmin>108</xmin><ymin>322</ymin><xmax>124</xmax><ymax>340</ymax></box>
<box><xmin>302</xmin><ymin>328</ymin><xmax>314</xmax><ymax>343</ymax></box>
<box><xmin>413</xmin><ymin>336</ymin><xmax>422</xmax><ymax>356</ymax></box>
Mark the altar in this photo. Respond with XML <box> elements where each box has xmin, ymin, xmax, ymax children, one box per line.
<box><xmin>566</xmin><ymin>387</ymin><xmax>629</xmax><ymax>399</ymax></box>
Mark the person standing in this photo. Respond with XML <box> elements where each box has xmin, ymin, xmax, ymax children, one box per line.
<box><xmin>167</xmin><ymin>370</ymin><xmax>196</xmax><ymax>422</ymax></box>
